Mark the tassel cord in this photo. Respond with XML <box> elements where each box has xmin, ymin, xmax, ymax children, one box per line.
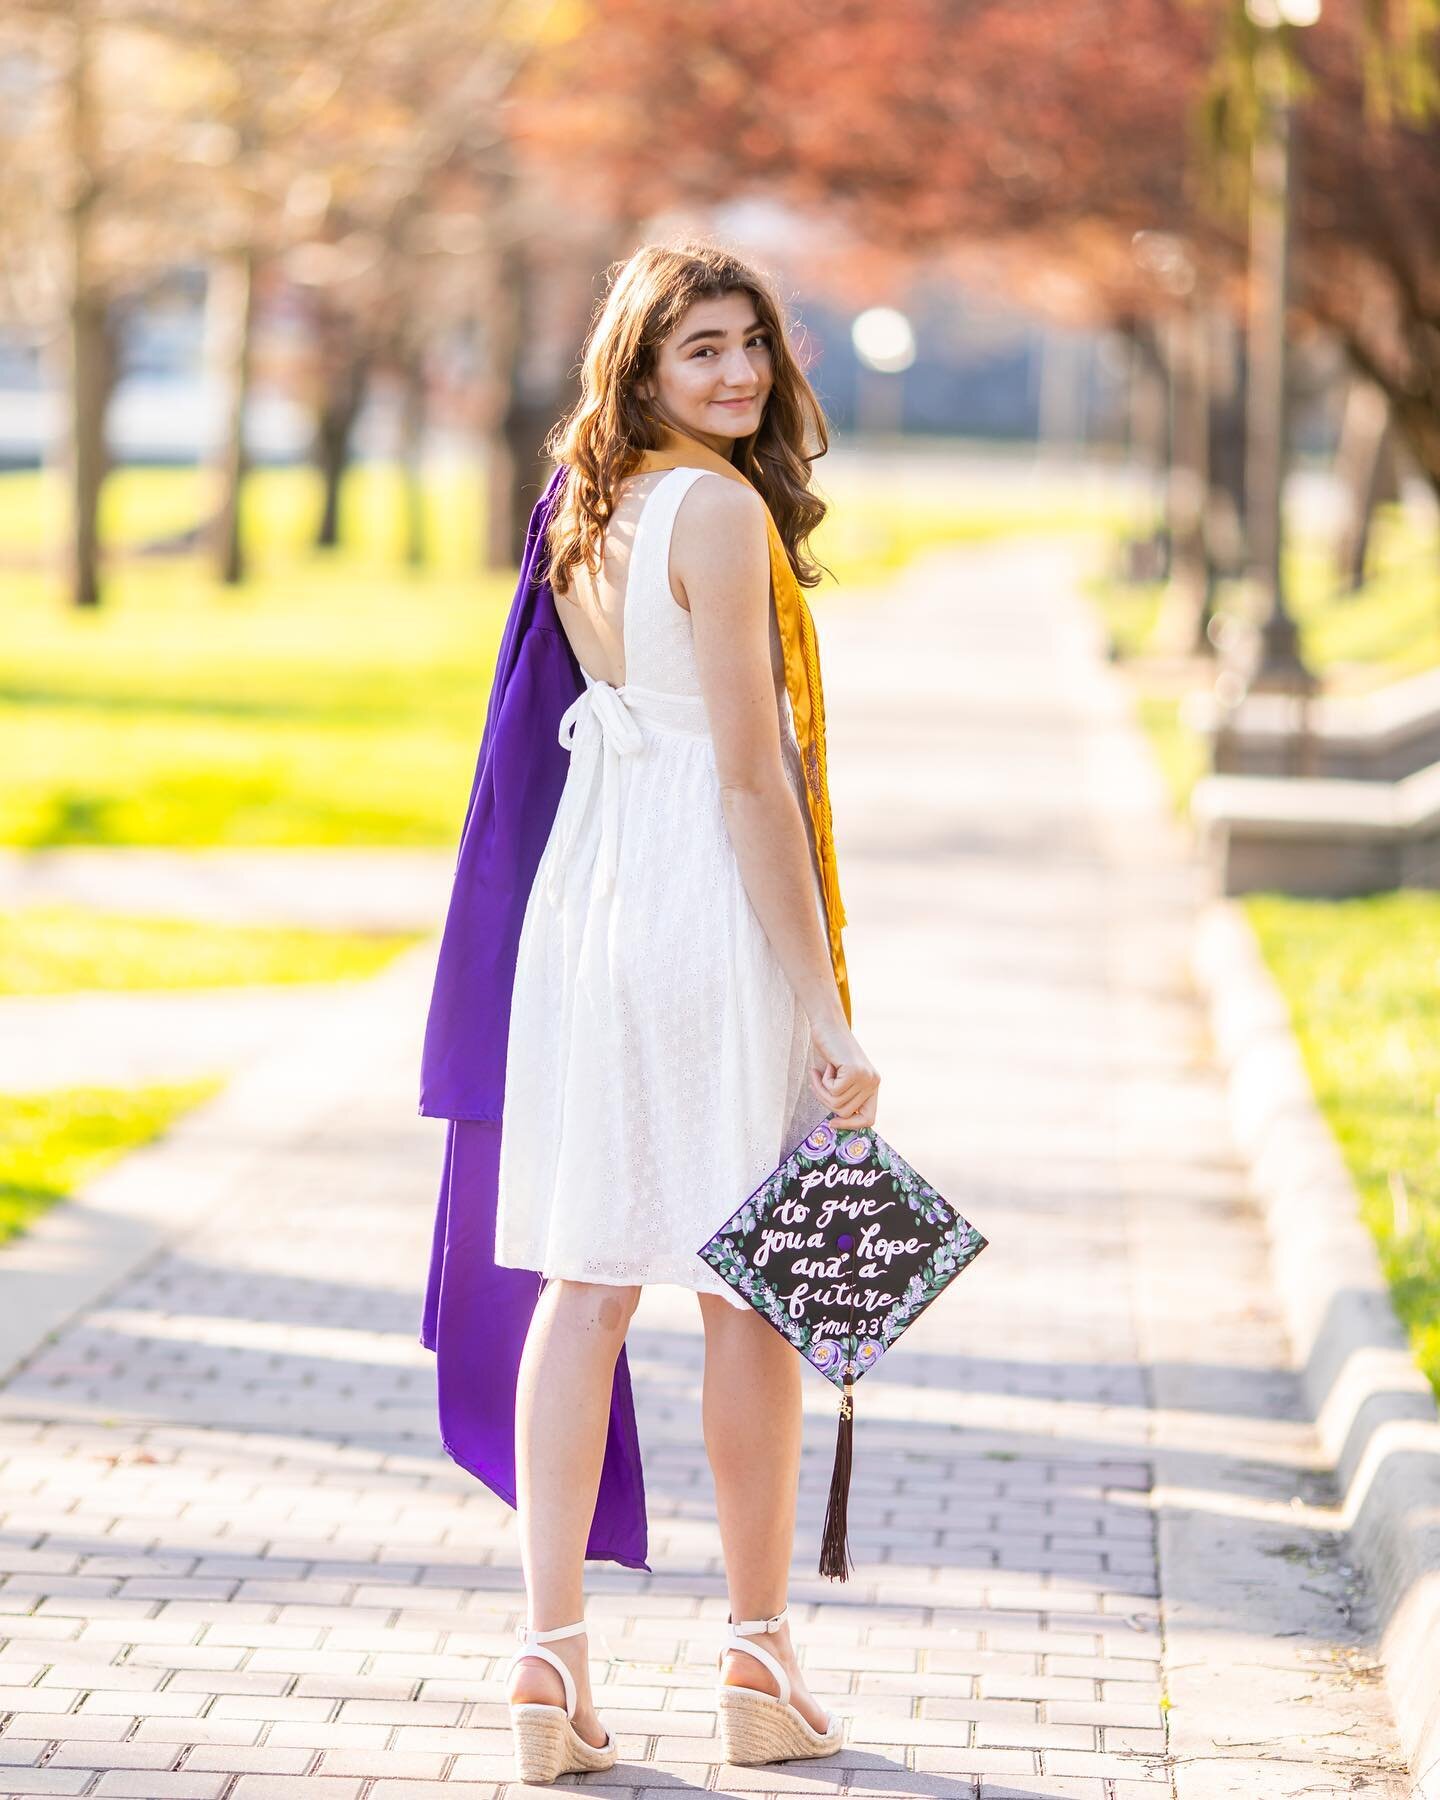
<box><xmin>818</xmin><ymin>1375</ymin><xmax>855</xmax><ymax>1581</ymax></box>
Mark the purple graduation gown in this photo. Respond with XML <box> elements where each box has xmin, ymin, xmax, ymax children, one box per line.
<box><xmin>416</xmin><ymin>463</ymin><xmax>651</xmax><ymax>1572</ymax></box>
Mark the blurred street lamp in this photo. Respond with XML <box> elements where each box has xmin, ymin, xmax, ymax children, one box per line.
<box><xmin>1229</xmin><ymin>0</ymin><xmax>1320</xmax><ymax>714</ymax></box>
<box><xmin>851</xmin><ymin>306</ymin><xmax>915</xmax><ymax>438</ymax></box>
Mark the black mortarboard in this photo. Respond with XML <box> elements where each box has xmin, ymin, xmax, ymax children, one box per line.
<box><xmin>697</xmin><ymin>1117</ymin><xmax>989</xmax><ymax>1579</ymax></box>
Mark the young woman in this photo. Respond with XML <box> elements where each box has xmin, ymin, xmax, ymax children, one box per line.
<box><xmin>440</xmin><ymin>240</ymin><xmax>879</xmax><ymax>1782</ymax></box>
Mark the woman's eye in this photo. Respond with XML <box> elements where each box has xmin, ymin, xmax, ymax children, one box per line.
<box><xmin>691</xmin><ymin>336</ymin><xmax>769</xmax><ymax>358</ymax></box>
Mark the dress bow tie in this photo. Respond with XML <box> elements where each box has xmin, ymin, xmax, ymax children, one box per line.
<box><xmin>549</xmin><ymin>681</ymin><xmax>645</xmax><ymax>901</ymax></box>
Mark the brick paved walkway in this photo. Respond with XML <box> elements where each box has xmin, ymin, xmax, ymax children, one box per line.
<box><xmin>0</xmin><ymin>540</ymin><xmax>1410</xmax><ymax>1798</ymax></box>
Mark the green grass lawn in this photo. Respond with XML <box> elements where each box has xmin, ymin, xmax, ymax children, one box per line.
<box><xmin>1244</xmin><ymin>890</ymin><xmax>1440</xmax><ymax>1401</ymax></box>
<box><xmin>1286</xmin><ymin>507</ymin><xmax>1440</xmax><ymax>690</ymax></box>
<box><xmin>1134</xmin><ymin>694</ymin><xmax>1212</xmax><ymax>820</ymax></box>
<box><xmin>1</xmin><ymin>459</ymin><xmax>1122</xmax><ymax>851</ymax></box>
<box><xmin>0</xmin><ymin>461</ymin><xmax>486</xmax><ymax>567</ymax></box>
<box><xmin>1092</xmin><ymin>578</ymin><xmax>1165</xmax><ymax>663</ymax></box>
<box><xmin>0</xmin><ymin>905</ymin><xmax>420</xmax><ymax>995</ymax></box>
<box><xmin>1089</xmin><ymin>502</ymin><xmax>1440</xmax><ymax>821</ymax></box>
<box><xmin>1092</xmin><ymin>503</ymin><xmax>1440</xmax><ymax>690</ymax></box>
<box><xmin>0</xmin><ymin>1079</ymin><xmax>223</xmax><ymax>1245</ymax></box>
<box><xmin>2</xmin><ymin>466</ymin><xmax>513</xmax><ymax>848</ymax></box>
<box><xmin>813</xmin><ymin>481</ymin><xmax>1130</xmax><ymax>590</ymax></box>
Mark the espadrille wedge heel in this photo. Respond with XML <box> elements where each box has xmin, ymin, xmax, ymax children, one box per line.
<box><xmin>505</xmin><ymin>1619</ymin><xmax>618</xmax><ymax>1784</ymax></box>
<box><xmin>716</xmin><ymin>1605</ymin><xmax>845</xmax><ymax>1766</ymax></box>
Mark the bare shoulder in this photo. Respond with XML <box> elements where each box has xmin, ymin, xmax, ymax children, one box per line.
<box><xmin>673</xmin><ymin>471</ymin><xmax>766</xmax><ymax>550</ymax></box>
<box><xmin>671</xmin><ymin>473</ymin><xmax>768</xmax><ymax>603</ymax></box>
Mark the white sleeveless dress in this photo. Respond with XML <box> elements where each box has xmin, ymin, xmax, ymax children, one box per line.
<box><xmin>494</xmin><ymin>465</ymin><xmax>833</xmax><ymax>1310</ymax></box>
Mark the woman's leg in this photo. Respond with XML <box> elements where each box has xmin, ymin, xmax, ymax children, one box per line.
<box><xmin>509</xmin><ymin>1277</ymin><xmax>640</xmax><ymax>1746</ymax></box>
<box><xmin>697</xmin><ymin>1292</ymin><xmax>832</xmax><ymax>1732</ymax></box>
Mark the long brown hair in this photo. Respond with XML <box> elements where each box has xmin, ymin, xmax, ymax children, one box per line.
<box><xmin>542</xmin><ymin>238</ymin><xmax>831</xmax><ymax>597</ymax></box>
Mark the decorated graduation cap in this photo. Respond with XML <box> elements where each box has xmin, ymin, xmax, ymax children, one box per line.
<box><xmin>697</xmin><ymin>1118</ymin><xmax>989</xmax><ymax>1580</ymax></box>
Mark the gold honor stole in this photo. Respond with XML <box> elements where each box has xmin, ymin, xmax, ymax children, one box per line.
<box><xmin>632</xmin><ymin>427</ymin><xmax>851</xmax><ymax>1026</ymax></box>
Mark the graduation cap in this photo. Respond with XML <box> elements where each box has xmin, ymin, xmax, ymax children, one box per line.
<box><xmin>697</xmin><ymin>1118</ymin><xmax>989</xmax><ymax>1580</ymax></box>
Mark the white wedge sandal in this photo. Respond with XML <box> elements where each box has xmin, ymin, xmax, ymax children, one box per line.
<box><xmin>716</xmin><ymin>1604</ymin><xmax>845</xmax><ymax>1765</ymax></box>
<box><xmin>505</xmin><ymin>1618</ymin><xmax>618</xmax><ymax>1784</ymax></box>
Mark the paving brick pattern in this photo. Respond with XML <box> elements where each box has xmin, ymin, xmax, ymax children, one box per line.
<box><xmin>0</xmin><ymin>542</ymin><xmax>1410</xmax><ymax>1797</ymax></box>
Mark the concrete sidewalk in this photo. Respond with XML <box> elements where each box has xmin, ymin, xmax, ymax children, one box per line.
<box><xmin>0</xmin><ymin>850</ymin><xmax>452</xmax><ymax>932</ymax></box>
<box><xmin>0</xmin><ymin>844</ymin><xmax>452</xmax><ymax>1092</ymax></box>
<box><xmin>0</xmin><ymin>539</ymin><xmax>1412</xmax><ymax>1798</ymax></box>
<box><xmin>0</xmin><ymin>987</ymin><xmax>348</xmax><ymax>1094</ymax></box>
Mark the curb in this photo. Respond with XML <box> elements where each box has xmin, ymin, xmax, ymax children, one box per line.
<box><xmin>1192</xmin><ymin>898</ymin><xmax>1440</xmax><ymax>1800</ymax></box>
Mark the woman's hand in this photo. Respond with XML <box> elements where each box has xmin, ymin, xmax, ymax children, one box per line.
<box><xmin>808</xmin><ymin>1021</ymin><xmax>880</xmax><ymax>1129</ymax></box>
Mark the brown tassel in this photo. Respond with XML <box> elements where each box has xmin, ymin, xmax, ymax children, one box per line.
<box><xmin>818</xmin><ymin>1378</ymin><xmax>855</xmax><ymax>1580</ymax></box>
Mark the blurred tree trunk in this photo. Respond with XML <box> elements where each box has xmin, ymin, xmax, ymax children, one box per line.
<box><xmin>314</xmin><ymin>360</ymin><xmax>368</xmax><ymax>549</ymax></box>
<box><xmin>481</xmin><ymin>218</ymin><xmax>638</xmax><ymax>568</ymax></box>
<box><xmin>314</xmin><ymin>307</ymin><xmax>369</xmax><ymax>549</ymax></box>
<box><xmin>490</xmin><ymin>396</ymin><xmax>557</xmax><ymax>568</ymax></box>
<box><xmin>1204</xmin><ymin>310</ymin><xmax>1247</xmax><ymax>582</ymax></box>
<box><xmin>1154</xmin><ymin>298</ymin><xmax>1214</xmax><ymax>655</ymax></box>
<box><xmin>64</xmin><ymin>1</ymin><xmax>112</xmax><ymax>610</ymax></box>
<box><xmin>208</xmin><ymin>244</ymin><xmax>258</xmax><ymax>586</ymax></box>
<box><xmin>482</xmin><ymin>240</ymin><xmax>547</xmax><ymax>569</ymax></box>
<box><xmin>399</xmin><ymin>344</ymin><xmax>428</xmax><ymax>569</ymax></box>
<box><xmin>1124</xmin><ymin>321</ymin><xmax>1170</xmax><ymax>582</ymax></box>
<box><xmin>1340</xmin><ymin>336</ymin><xmax>1440</xmax><ymax>526</ymax></box>
<box><xmin>67</xmin><ymin>288</ymin><xmax>114</xmax><ymax>611</ymax></box>
<box><xmin>1332</xmin><ymin>375</ymin><xmax>1397</xmax><ymax>592</ymax></box>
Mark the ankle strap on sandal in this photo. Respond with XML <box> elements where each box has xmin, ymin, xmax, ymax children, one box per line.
<box><xmin>516</xmin><ymin>1619</ymin><xmax>587</xmax><ymax>1644</ymax></box>
<box><xmin>721</xmin><ymin>1606</ymin><xmax>792</xmax><ymax>1708</ymax></box>
<box><xmin>728</xmin><ymin>1604</ymin><xmax>788</xmax><ymax>1636</ymax></box>
<box><xmin>508</xmin><ymin>1618</ymin><xmax>588</xmax><ymax>1721</ymax></box>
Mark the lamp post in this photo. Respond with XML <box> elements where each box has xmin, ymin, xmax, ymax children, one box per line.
<box><xmin>1231</xmin><ymin>0</ymin><xmax>1320</xmax><ymax>713</ymax></box>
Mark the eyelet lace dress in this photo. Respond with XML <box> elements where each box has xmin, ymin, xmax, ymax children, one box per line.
<box><xmin>494</xmin><ymin>465</ymin><xmax>833</xmax><ymax>1308</ymax></box>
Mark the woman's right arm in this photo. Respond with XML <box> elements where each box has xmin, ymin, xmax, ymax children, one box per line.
<box><xmin>674</xmin><ymin>474</ymin><xmax>880</xmax><ymax>1129</ymax></box>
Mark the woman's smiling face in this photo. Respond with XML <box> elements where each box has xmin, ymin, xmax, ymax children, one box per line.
<box><xmin>641</xmin><ymin>290</ymin><xmax>774</xmax><ymax>455</ymax></box>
